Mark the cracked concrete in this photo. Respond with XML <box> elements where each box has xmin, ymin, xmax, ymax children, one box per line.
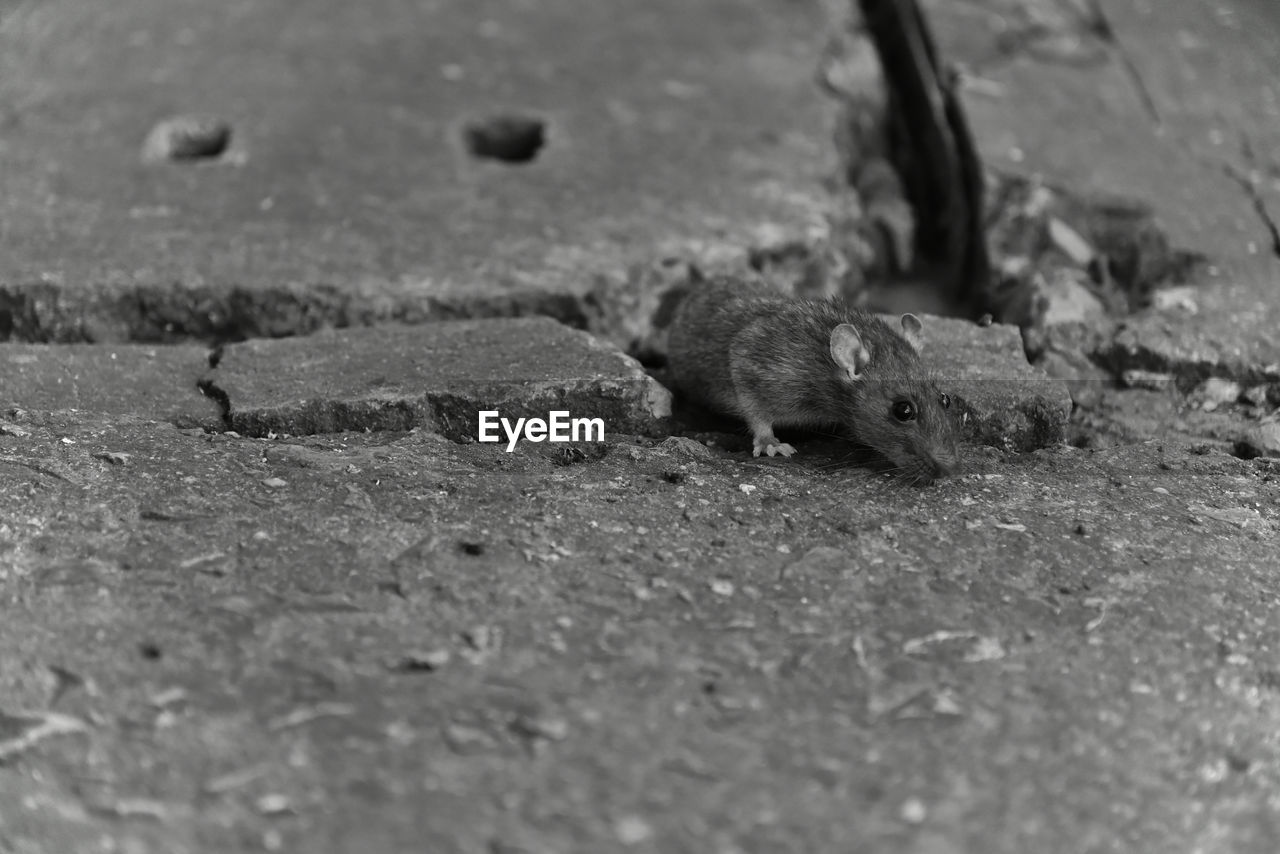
<box><xmin>195</xmin><ymin>312</ymin><xmax>1067</xmax><ymax>452</ymax></box>
<box><xmin>927</xmin><ymin>0</ymin><xmax>1280</xmax><ymax>389</ymax></box>
<box><xmin>911</xmin><ymin>315</ymin><xmax>1070</xmax><ymax>451</ymax></box>
<box><xmin>203</xmin><ymin>318</ymin><xmax>673</xmax><ymax>439</ymax></box>
<box><xmin>3</xmin><ymin>1</ymin><xmax>1280</xmax><ymax>852</ymax></box>
<box><xmin>0</xmin><ymin>0</ymin><xmax>834</xmax><ymax>344</ymax></box>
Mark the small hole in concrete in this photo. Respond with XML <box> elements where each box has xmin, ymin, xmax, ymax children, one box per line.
<box><xmin>1231</xmin><ymin>440</ymin><xmax>1261</xmax><ymax>461</ymax></box>
<box><xmin>463</xmin><ymin>114</ymin><xmax>546</xmax><ymax>164</ymax></box>
<box><xmin>142</xmin><ymin>115</ymin><xmax>232</xmax><ymax>162</ymax></box>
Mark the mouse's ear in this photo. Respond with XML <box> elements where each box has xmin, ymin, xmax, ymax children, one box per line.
<box><xmin>899</xmin><ymin>314</ymin><xmax>924</xmax><ymax>352</ymax></box>
<box><xmin>830</xmin><ymin>324</ymin><xmax>871</xmax><ymax>381</ymax></box>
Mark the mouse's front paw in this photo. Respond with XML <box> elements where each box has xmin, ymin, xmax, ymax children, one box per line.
<box><xmin>753</xmin><ymin>441</ymin><xmax>797</xmax><ymax>458</ymax></box>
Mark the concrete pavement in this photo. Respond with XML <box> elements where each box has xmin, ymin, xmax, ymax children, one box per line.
<box><xmin>2</xmin><ymin>1</ymin><xmax>1279</xmax><ymax>852</ymax></box>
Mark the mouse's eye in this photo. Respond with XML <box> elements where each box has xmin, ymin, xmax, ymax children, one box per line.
<box><xmin>892</xmin><ymin>400</ymin><xmax>917</xmax><ymax>423</ymax></box>
<box><xmin>939</xmin><ymin>393</ymin><xmax>951</xmax><ymax>409</ymax></box>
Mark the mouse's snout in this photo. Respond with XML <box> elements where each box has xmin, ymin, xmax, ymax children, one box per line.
<box><xmin>935</xmin><ymin>445</ymin><xmax>963</xmax><ymax>479</ymax></box>
<box><xmin>910</xmin><ymin>445</ymin><xmax>962</xmax><ymax>486</ymax></box>
<box><xmin>915</xmin><ymin>458</ymin><xmax>951</xmax><ymax>486</ymax></box>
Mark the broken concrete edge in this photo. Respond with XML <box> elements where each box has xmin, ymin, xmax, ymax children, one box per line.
<box><xmin>0</xmin><ymin>279</ymin><xmax>599</xmax><ymax>344</ymax></box>
<box><xmin>1031</xmin><ymin>315</ymin><xmax>1280</xmax><ymax>416</ymax></box>
<box><xmin>205</xmin><ymin>331</ymin><xmax>1064</xmax><ymax>454</ymax></box>
<box><xmin>951</xmin><ymin>382</ymin><xmax>1069</xmax><ymax>452</ymax></box>
<box><xmin>978</xmin><ymin>164</ymin><xmax>1279</xmax><ymax>402</ymax></box>
<box><xmin>0</xmin><ymin>219</ymin><xmax>838</xmax><ymax>347</ymax></box>
<box><xmin>220</xmin><ymin>378</ymin><xmax>675</xmax><ymax>442</ymax></box>
<box><xmin>0</xmin><ymin>319</ymin><xmax>1067</xmax><ymax>455</ymax></box>
<box><xmin>1092</xmin><ymin>329</ymin><xmax>1280</xmax><ymax>392</ymax></box>
<box><xmin>1031</xmin><ymin>292</ymin><xmax>1280</xmax><ymax>414</ymax></box>
<box><xmin>2</xmin><ymin>283</ymin><xmax>1069</xmax><ymax>455</ymax></box>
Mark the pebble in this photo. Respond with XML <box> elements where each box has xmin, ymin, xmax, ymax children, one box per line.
<box><xmin>1242</xmin><ymin>385</ymin><xmax>1270</xmax><ymax>408</ymax></box>
<box><xmin>1237</xmin><ymin>418</ymin><xmax>1280</xmax><ymax>459</ymax></box>
<box><xmin>659</xmin><ymin>436</ymin><xmax>713</xmax><ymax>460</ymax></box>
<box><xmin>1151</xmin><ymin>286</ymin><xmax>1200</xmax><ymax>314</ymax></box>
<box><xmin>709</xmin><ymin>578</ymin><xmax>735</xmax><ymax>597</ymax></box>
<box><xmin>1042</xmin><ymin>270</ymin><xmax>1106</xmax><ymax>326</ymax></box>
<box><xmin>390</xmin><ymin>649</ymin><xmax>451</xmax><ymax>671</ymax></box>
<box><xmin>1119</xmin><ymin>369</ymin><xmax>1173</xmax><ymax>391</ymax></box>
<box><xmin>1047</xmin><ymin>217</ymin><xmax>1095</xmax><ymax>266</ymax></box>
<box><xmin>614</xmin><ymin>815</ymin><xmax>654</xmax><ymax>845</ymax></box>
<box><xmin>255</xmin><ymin>793</ymin><xmax>292</xmax><ymax>815</ymax></box>
<box><xmin>510</xmin><ymin>712</ymin><xmax>569</xmax><ymax>742</ymax></box>
<box><xmin>1195</xmin><ymin>377</ymin><xmax>1242</xmax><ymax>411</ymax></box>
<box><xmin>899</xmin><ymin>797</ymin><xmax>927</xmax><ymax>824</ymax></box>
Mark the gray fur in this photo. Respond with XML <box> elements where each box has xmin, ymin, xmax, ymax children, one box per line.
<box><xmin>666</xmin><ymin>275</ymin><xmax>961</xmax><ymax>483</ymax></box>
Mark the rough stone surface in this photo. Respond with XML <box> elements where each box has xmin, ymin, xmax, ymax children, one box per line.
<box><xmin>1239</xmin><ymin>416</ymin><xmax>1280</xmax><ymax>459</ymax></box>
<box><xmin>912</xmin><ymin>315</ymin><xmax>1071</xmax><ymax>451</ymax></box>
<box><xmin>3</xmin><ymin>413</ymin><xmax>1279</xmax><ymax>853</ymax></box>
<box><xmin>1100</xmin><ymin>320</ymin><xmax>1280</xmax><ymax>391</ymax></box>
<box><xmin>0</xmin><ymin>0</ymin><xmax>831</xmax><ymax>342</ymax></box>
<box><xmin>203</xmin><ymin>318</ymin><xmax>673</xmax><ymax>438</ymax></box>
<box><xmin>926</xmin><ymin>0</ymin><xmax>1280</xmax><ymax>385</ymax></box>
<box><xmin>0</xmin><ymin>343</ymin><xmax>221</xmax><ymax>428</ymax></box>
<box><xmin>5</xmin><ymin>1</ymin><xmax>1280</xmax><ymax>852</ymax></box>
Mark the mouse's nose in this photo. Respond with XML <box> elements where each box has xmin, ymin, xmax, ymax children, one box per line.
<box><xmin>912</xmin><ymin>459</ymin><xmax>947</xmax><ymax>486</ymax></box>
<box><xmin>930</xmin><ymin>453</ymin><xmax>960</xmax><ymax>482</ymax></box>
<box><xmin>936</xmin><ymin>446</ymin><xmax>963</xmax><ymax>479</ymax></box>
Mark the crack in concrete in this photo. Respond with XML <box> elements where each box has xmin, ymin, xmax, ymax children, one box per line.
<box><xmin>1173</xmin><ymin>131</ymin><xmax>1280</xmax><ymax>263</ymax></box>
<box><xmin>0</xmin><ymin>281</ymin><xmax>596</xmax><ymax>345</ymax></box>
<box><xmin>0</xmin><ymin>455</ymin><xmax>72</xmax><ymax>483</ymax></box>
<box><xmin>1087</xmin><ymin>0</ymin><xmax>1163</xmax><ymax>128</ymax></box>
<box><xmin>1230</xmin><ymin>129</ymin><xmax>1280</xmax><ymax>259</ymax></box>
<box><xmin>1087</xmin><ymin>5</ymin><xmax>1278</xmax><ymax>260</ymax></box>
<box><xmin>1220</xmin><ymin>161</ymin><xmax>1280</xmax><ymax>259</ymax></box>
<box><xmin>195</xmin><ymin>379</ymin><xmax>233</xmax><ymax>431</ymax></box>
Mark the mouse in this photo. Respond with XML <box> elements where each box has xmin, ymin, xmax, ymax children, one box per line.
<box><xmin>665</xmin><ymin>275</ymin><xmax>961</xmax><ymax>484</ymax></box>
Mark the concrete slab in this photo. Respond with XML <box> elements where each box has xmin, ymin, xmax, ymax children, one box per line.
<box><xmin>0</xmin><ymin>343</ymin><xmax>221</xmax><ymax>428</ymax></box>
<box><xmin>924</xmin><ymin>0</ymin><xmax>1280</xmax><ymax>385</ymax></box>
<box><xmin>914</xmin><ymin>315</ymin><xmax>1070</xmax><ymax>451</ymax></box>
<box><xmin>4</xmin><ymin>3</ymin><xmax>1279</xmax><ymax>851</ymax></box>
<box><xmin>2</xmin><ymin>411</ymin><xmax>1278</xmax><ymax>852</ymax></box>
<box><xmin>0</xmin><ymin>0</ymin><xmax>833</xmax><ymax>342</ymax></box>
<box><xmin>202</xmin><ymin>318</ymin><xmax>673</xmax><ymax>438</ymax></box>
